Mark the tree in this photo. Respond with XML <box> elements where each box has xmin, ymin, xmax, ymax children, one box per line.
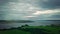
<box><xmin>24</xmin><ymin>24</ymin><xmax>29</xmax><ymax>27</ymax></box>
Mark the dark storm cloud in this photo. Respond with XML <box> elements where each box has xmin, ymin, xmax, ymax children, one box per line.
<box><xmin>38</xmin><ymin>0</ymin><xmax>60</xmax><ymax>9</ymax></box>
<box><xmin>0</xmin><ymin>0</ymin><xmax>60</xmax><ymax>10</ymax></box>
<box><xmin>0</xmin><ymin>0</ymin><xmax>19</xmax><ymax>6</ymax></box>
<box><xmin>0</xmin><ymin>0</ymin><xmax>9</xmax><ymax>6</ymax></box>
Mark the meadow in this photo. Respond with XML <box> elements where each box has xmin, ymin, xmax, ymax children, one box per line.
<box><xmin>0</xmin><ymin>24</ymin><xmax>60</xmax><ymax>34</ymax></box>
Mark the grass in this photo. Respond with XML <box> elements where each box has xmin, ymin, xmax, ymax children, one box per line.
<box><xmin>24</xmin><ymin>26</ymin><xmax>60</xmax><ymax>34</ymax></box>
<box><xmin>0</xmin><ymin>25</ymin><xmax>60</xmax><ymax>34</ymax></box>
<box><xmin>0</xmin><ymin>29</ymin><xmax>31</xmax><ymax>34</ymax></box>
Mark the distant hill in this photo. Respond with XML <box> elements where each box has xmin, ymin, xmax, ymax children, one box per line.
<box><xmin>37</xmin><ymin>20</ymin><xmax>60</xmax><ymax>21</ymax></box>
<box><xmin>0</xmin><ymin>20</ymin><xmax>34</xmax><ymax>23</ymax></box>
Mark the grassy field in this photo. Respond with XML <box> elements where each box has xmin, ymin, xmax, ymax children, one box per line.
<box><xmin>24</xmin><ymin>26</ymin><xmax>60</xmax><ymax>34</ymax></box>
<box><xmin>0</xmin><ymin>29</ymin><xmax>31</xmax><ymax>34</ymax></box>
<box><xmin>0</xmin><ymin>25</ymin><xmax>60</xmax><ymax>34</ymax></box>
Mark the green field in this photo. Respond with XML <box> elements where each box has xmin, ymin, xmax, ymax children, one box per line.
<box><xmin>24</xmin><ymin>26</ymin><xmax>60</xmax><ymax>34</ymax></box>
<box><xmin>0</xmin><ymin>25</ymin><xmax>60</xmax><ymax>34</ymax></box>
<box><xmin>0</xmin><ymin>29</ymin><xmax>31</xmax><ymax>34</ymax></box>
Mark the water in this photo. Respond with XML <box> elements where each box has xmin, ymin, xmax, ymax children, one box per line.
<box><xmin>0</xmin><ymin>20</ymin><xmax>60</xmax><ymax>29</ymax></box>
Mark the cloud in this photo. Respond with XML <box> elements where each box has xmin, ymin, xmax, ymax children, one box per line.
<box><xmin>29</xmin><ymin>9</ymin><xmax>60</xmax><ymax>20</ymax></box>
<box><xmin>33</xmin><ymin>10</ymin><xmax>60</xmax><ymax>15</ymax></box>
<box><xmin>24</xmin><ymin>16</ymin><xmax>36</xmax><ymax>18</ymax></box>
<box><xmin>0</xmin><ymin>0</ymin><xmax>41</xmax><ymax>20</ymax></box>
<box><xmin>38</xmin><ymin>0</ymin><xmax>60</xmax><ymax>9</ymax></box>
<box><xmin>0</xmin><ymin>0</ymin><xmax>60</xmax><ymax>20</ymax></box>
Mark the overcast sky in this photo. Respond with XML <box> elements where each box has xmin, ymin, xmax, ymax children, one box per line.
<box><xmin>0</xmin><ymin>0</ymin><xmax>60</xmax><ymax>20</ymax></box>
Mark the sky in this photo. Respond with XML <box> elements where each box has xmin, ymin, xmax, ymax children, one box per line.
<box><xmin>0</xmin><ymin>0</ymin><xmax>60</xmax><ymax>20</ymax></box>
